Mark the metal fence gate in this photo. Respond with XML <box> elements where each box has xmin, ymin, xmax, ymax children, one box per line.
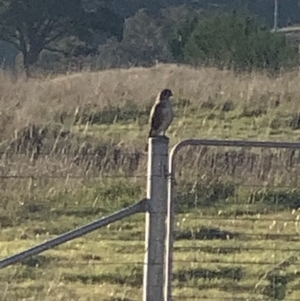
<box><xmin>165</xmin><ymin>139</ymin><xmax>300</xmax><ymax>301</ymax></box>
<box><xmin>2</xmin><ymin>138</ymin><xmax>300</xmax><ymax>301</ymax></box>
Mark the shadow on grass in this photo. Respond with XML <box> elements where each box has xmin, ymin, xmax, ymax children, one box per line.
<box><xmin>174</xmin><ymin>266</ymin><xmax>243</xmax><ymax>282</ymax></box>
<box><xmin>62</xmin><ymin>266</ymin><xmax>143</xmax><ymax>287</ymax></box>
<box><xmin>176</xmin><ymin>182</ymin><xmax>235</xmax><ymax>212</ymax></box>
<box><xmin>20</xmin><ymin>255</ymin><xmax>59</xmax><ymax>268</ymax></box>
<box><xmin>175</xmin><ymin>226</ymin><xmax>240</xmax><ymax>240</ymax></box>
<box><xmin>11</xmin><ymin>255</ymin><xmax>58</xmax><ymax>281</ymax></box>
<box><xmin>63</xmin><ymin>266</ymin><xmax>244</xmax><ymax>290</ymax></box>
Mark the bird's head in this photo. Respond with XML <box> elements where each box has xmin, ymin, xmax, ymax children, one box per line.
<box><xmin>159</xmin><ymin>89</ymin><xmax>173</xmax><ymax>101</ymax></box>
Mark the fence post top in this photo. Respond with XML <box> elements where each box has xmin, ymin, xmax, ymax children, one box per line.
<box><xmin>148</xmin><ymin>136</ymin><xmax>170</xmax><ymax>144</ymax></box>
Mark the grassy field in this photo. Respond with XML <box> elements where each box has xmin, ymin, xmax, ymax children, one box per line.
<box><xmin>1</xmin><ymin>64</ymin><xmax>300</xmax><ymax>300</ymax></box>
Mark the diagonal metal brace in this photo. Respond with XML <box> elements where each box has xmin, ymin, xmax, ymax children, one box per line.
<box><xmin>0</xmin><ymin>198</ymin><xmax>147</xmax><ymax>269</ymax></box>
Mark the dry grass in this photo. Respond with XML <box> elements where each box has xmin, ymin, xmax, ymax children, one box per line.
<box><xmin>2</xmin><ymin>64</ymin><xmax>300</xmax><ymax>301</ymax></box>
<box><xmin>2</xmin><ymin>64</ymin><xmax>300</xmax><ymax>177</ymax></box>
<box><xmin>1</xmin><ymin>63</ymin><xmax>300</xmax><ymax>140</ymax></box>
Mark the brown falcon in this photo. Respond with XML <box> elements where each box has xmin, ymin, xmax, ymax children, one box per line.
<box><xmin>145</xmin><ymin>89</ymin><xmax>174</xmax><ymax>150</ymax></box>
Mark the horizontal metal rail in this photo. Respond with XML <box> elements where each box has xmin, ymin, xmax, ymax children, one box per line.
<box><xmin>170</xmin><ymin>139</ymin><xmax>300</xmax><ymax>159</ymax></box>
<box><xmin>0</xmin><ymin>198</ymin><xmax>147</xmax><ymax>269</ymax></box>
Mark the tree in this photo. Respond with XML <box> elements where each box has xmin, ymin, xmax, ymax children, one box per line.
<box><xmin>169</xmin><ymin>11</ymin><xmax>298</xmax><ymax>72</ymax></box>
<box><xmin>0</xmin><ymin>0</ymin><xmax>124</xmax><ymax>75</ymax></box>
<box><xmin>122</xmin><ymin>9</ymin><xmax>170</xmax><ymax>64</ymax></box>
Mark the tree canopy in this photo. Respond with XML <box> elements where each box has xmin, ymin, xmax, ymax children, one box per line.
<box><xmin>0</xmin><ymin>0</ymin><xmax>124</xmax><ymax>74</ymax></box>
<box><xmin>169</xmin><ymin>11</ymin><xmax>299</xmax><ymax>72</ymax></box>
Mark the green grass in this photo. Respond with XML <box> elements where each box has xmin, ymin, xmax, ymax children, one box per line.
<box><xmin>1</xmin><ymin>178</ymin><xmax>300</xmax><ymax>301</ymax></box>
<box><xmin>2</xmin><ymin>65</ymin><xmax>300</xmax><ymax>300</ymax></box>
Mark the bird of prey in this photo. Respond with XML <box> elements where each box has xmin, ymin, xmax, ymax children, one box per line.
<box><xmin>145</xmin><ymin>88</ymin><xmax>174</xmax><ymax>151</ymax></box>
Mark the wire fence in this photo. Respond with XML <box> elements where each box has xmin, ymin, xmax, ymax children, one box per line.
<box><xmin>0</xmin><ymin>174</ymin><xmax>147</xmax><ymax>179</ymax></box>
<box><xmin>171</xmin><ymin>144</ymin><xmax>300</xmax><ymax>301</ymax></box>
<box><xmin>3</xmin><ymin>143</ymin><xmax>300</xmax><ymax>301</ymax></box>
<box><xmin>0</xmin><ymin>150</ymin><xmax>148</xmax><ymax>181</ymax></box>
<box><xmin>0</xmin><ymin>161</ymin><xmax>147</xmax><ymax>301</ymax></box>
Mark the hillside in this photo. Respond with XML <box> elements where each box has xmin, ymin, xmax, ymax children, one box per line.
<box><xmin>2</xmin><ymin>63</ymin><xmax>300</xmax><ymax>177</ymax></box>
<box><xmin>1</xmin><ymin>65</ymin><xmax>300</xmax><ymax>300</ymax></box>
<box><xmin>2</xmin><ymin>64</ymin><xmax>300</xmax><ymax>149</ymax></box>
